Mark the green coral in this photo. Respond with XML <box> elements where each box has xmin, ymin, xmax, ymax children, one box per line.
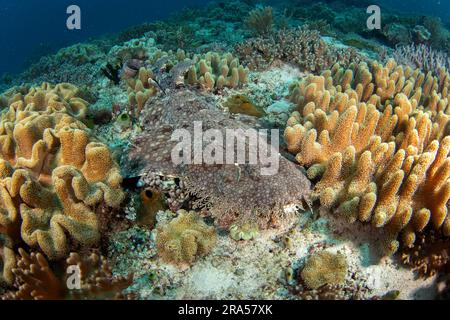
<box><xmin>229</xmin><ymin>223</ymin><xmax>259</xmax><ymax>241</ymax></box>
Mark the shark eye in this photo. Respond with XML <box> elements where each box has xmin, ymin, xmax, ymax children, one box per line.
<box><xmin>145</xmin><ymin>190</ymin><xmax>154</xmax><ymax>199</ymax></box>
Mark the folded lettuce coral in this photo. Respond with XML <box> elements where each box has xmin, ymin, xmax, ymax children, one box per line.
<box><xmin>285</xmin><ymin>59</ymin><xmax>450</xmax><ymax>253</ymax></box>
<box><xmin>0</xmin><ymin>83</ymin><xmax>124</xmax><ymax>270</ymax></box>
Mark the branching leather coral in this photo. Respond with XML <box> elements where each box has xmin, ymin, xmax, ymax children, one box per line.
<box><xmin>185</xmin><ymin>51</ymin><xmax>249</xmax><ymax>90</ymax></box>
<box><xmin>3</xmin><ymin>248</ymin><xmax>133</xmax><ymax>300</ymax></box>
<box><xmin>0</xmin><ymin>83</ymin><xmax>125</xmax><ymax>267</ymax></box>
<box><xmin>285</xmin><ymin>59</ymin><xmax>450</xmax><ymax>253</ymax></box>
<box><xmin>156</xmin><ymin>210</ymin><xmax>217</xmax><ymax>266</ymax></box>
<box><xmin>126</xmin><ymin>66</ymin><xmax>157</xmax><ymax>118</ymax></box>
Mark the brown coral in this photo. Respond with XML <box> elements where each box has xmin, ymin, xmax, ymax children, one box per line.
<box><xmin>126</xmin><ymin>66</ymin><xmax>157</xmax><ymax>118</ymax></box>
<box><xmin>246</xmin><ymin>6</ymin><xmax>273</xmax><ymax>36</ymax></box>
<box><xmin>235</xmin><ymin>26</ymin><xmax>363</xmax><ymax>72</ymax></box>
<box><xmin>401</xmin><ymin>230</ymin><xmax>449</xmax><ymax>278</ymax></box>
<box><xmin>300</xmin><ymin>251</ymin><xmax>348</xmax><ymax>290</ymax></box>
<box><xmin>156</xmin><ymin>210</ymin><xmax>217</xmax><ymax>266</ymax></box>
<box><xmin>0</xmin><ymin>83</ymin><xmax>124</xmax><ymax>268</ymax></box>
<box><xmin>3</xmin><ymin>248</ymin><xmax>133</xmax><ymax>300</ymax></box>
<box><xmin>285</xmin><ymin>59</ymin><xmax>450</xmax><ymax>253</ymax></box>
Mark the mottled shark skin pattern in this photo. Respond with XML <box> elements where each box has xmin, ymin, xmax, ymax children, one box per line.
<box><xmin>127</xmin><ymin>89</ymin><xmax>311</xmax><ymax>229</ymax></box>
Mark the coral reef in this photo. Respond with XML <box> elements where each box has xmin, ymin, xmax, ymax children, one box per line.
<box><xmin>156</xmin><ymin>210</ymin><xmax>217</xmax><ymax>266</ymax></box>
<box><xmin>285</xmin><ymin>59</ymin><xmax>450</xmax><ymax>253</ymax></box>
<box><xmin>391</xmin><ymin>44</ymin><xmax>449</xmax><ymax>75</ymax></box>
<box><xmin>290</xmin><ymin>1</ymin><xmax>449</xmax><ymax>52</ymax></box>
<box><xmin>383</xmin><ymin>23</ymin><xmax>413</xmax><ymax>46</ymax></box>
<box><xmin>20</xmin><ymin>43</ymin><xmax>109</xmax><ymax>86</ymax></box>
<box><xmin>235</xmin><ymin>26</ymin><xmax>363</xmax><ymax>72</ymax></box>
<box><xmin>0</xmin><ymin>83</ymin><xmax>124</xmax><ymax>266</ymax></box>
<box><xmin>2</xmin><ymin>248</ymin><xmax>133</xmax><ymax>300</ymax></box>
<box><xmin>2</xmin><ymin>0</ymin><xmax>449</xmax><ymax>301</ymax></box>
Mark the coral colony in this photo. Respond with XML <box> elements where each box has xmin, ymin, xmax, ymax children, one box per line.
<box><xmin>0</xmin><ymin>0</ymin><xmax>449</xmax><ymax>301</ymax></box>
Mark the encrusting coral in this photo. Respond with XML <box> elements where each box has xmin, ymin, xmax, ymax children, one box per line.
<box><xmin>0</xmin><ymin>83</ymin><xmax>125</xmax><ymax>273</ymax></box>
<box><xmin>285</xmin><ymin>59</ymin><xmax>450</xmax><ymax>253</ymax></box>
<box><xmin>300</xmin><ymin>251</ymin><xmax>348</xmax><ymax>290</ymax></box>
<box><xmin>156</xmin><ymin>210</ymin><xmax>217</xmax><ymax>266</ymax></box>
<box><xmin>2</xmin><ymin>248</ymin><xmax>133</xmax><ymax>300</ymax></box>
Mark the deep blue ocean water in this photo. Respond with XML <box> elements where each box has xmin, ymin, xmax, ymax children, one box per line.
<box><xmin>0</xmin><ymin>0</ymin><xmax>449</xmax><ymax>76</ymax></box>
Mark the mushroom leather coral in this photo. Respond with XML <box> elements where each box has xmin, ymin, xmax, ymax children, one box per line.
<box><xmin>301</xmin><ymin>251</ymin><xmax>348</xmax><ymax>290</ymax></box>
<box><xmin>3</xmin><ymin>248</ymin><xmax>133</xmax><ymax>300</ymax></box>
<box><xmin>0</xmin><ymin>83</ymin><xmax>124</xmax><ymax>263</ymax></box>
<box><xmin>1</xmin><ymin>82</ymin><xmax>88</xmax><ymax>121</ymax></box>
<box><xmin>156</xmin><ymin>210</ymin><xmax>217</xmax><ymax>266</ymax></box>
<box><xmin>285</xmin><ymin>59</ymin><xmax>450</xmax><ymax>253</ymax></box>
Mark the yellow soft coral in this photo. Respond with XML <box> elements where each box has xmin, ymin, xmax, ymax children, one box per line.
<box><xmin>0</xmin><ymin>83</ymin><xmax>124</xmax><ymax>263</ymax></box>
<box><xmin>127</xmin><ymin>67</ymin><xmax>157</xmax><ymax>116</ymax></box>
<box><xmin>285</xmin><ymin>59</ymin><xmax>450</xmax><ymax>253</ymax></box>
<box><xmin>156</xmin><ymin>210</ymin><xmax>217</xmax><ymax>266</ymax></box>
<box><xmin>186</xmin><ymin>51</ymin><xmax>249</xmax><ymax>90</ymax></box>
<box><xmin>301</xmin><ymin>251</ymin><xmax>348</xmax><ymax>290</ymax></box>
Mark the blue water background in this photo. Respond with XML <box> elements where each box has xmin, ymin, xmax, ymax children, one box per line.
<box><xmin>0</xmin><ymin>0</ymin><xmax>449</xmax><ymax>76</ymax></box>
